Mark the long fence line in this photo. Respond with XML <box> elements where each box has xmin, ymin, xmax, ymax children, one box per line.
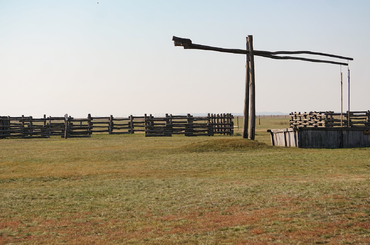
<box><xmin>289</xmin><ymin>111</ymin><xmax>370</xmax><ymax>128</ymax></box>
<box><xmin>0</xmin><ymin>113</ymin><xmax>233</xmax><ymax>139</ymax></box>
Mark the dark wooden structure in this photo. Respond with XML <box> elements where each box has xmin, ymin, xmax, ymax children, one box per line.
<box><xmin>144</xmin><ymin>113</ymin><xmax>233</xmax><ymax>137</ymax></box>
<box><xmin>268</xmin><ymin>110</ymin><xmax>370</xmax><ymax>148</ymax></box>
<box><xmin>172</xmin><ymin>36</ymin><xmax>353</xmax><ymax>140</ymax></box>
<box><xmin>0</xmin><ymin>113</ymin><xmax>233</xmax><ymax>139</ymax></box>
<box><xmin>290</xmin><ymin>111</ymin><xmax>370</xmax><ymax>128</ymax></box>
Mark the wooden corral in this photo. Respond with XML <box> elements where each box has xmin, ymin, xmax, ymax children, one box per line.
<box><xmin>145</xmin><ymin>113</ymin><xmax>233</xmax><ymax>137</ymax></box>
<box><xmin>0</xmin><ymin>113</ymin><xmax>233</xmax><ymax>139</ymax></box>
<box><xmin>269</xmin><ymin>111</ymin><xmax>370</xmax><ymax>148</ymax></box>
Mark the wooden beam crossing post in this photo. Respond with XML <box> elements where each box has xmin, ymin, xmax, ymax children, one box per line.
<box><xmin>172</xmin><ymin>35</ymin><xmax>353</xmax><ymax>140</ymax></box>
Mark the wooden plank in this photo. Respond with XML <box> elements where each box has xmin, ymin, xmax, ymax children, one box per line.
<box><xmin>172</xmin><ymin>36</ymin><xmax>353</xmax><ymax>63</ymax></box>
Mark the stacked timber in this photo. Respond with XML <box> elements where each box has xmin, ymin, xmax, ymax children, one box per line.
<box><xmin>290</xmin><ymin>111</ymin><xmax>370</xmax><ymax>129</ymax></box>
<box><xmin>289</xmin><ymin>111</ymin><xmax>326</xmax><ymax>128</ymax></box>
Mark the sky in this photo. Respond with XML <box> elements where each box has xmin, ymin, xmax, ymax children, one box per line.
<box><xmin>1</xmin><ymin>0</ymin><xmax>369</xmax><ymax>117</ymax></box>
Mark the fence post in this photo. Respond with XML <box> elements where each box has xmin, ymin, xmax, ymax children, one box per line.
<box><xmin>43</xmin><ymin>114</ymin><xmax>46</xmax><ymax>128</ymax></box>
<box><xmin>0</xmin><ymin>117</ymin><xmax>2</xmax><ymax>139</ymax></box>
<box><xmin>20</xmin><ymin>115</ymin><xmax>24</xmax><ymax>138</ymax></box>
<box><xmin>29</xmin><ymin>116</ymin><xmax>33</xmax><ymax>137</ymax></box>
<box><xmin>43</xmin><ymin>114</ymin><xmax>47</xmax><ymax>138</ymax></box>
<box><xmin>0</xmin><ymin>116</ymin><xmax>10</xmax><ymax>139</ymax></box>
<box><xmin>130</xmin><ymin>115</ymin><xmax>134</xmax><ymax>134</ymax></box>
<box><xmin>151</xmin><ymin>114</ymin><xmax>154</xmax><ymax>135</ymax></box>
<box><xmin>207</xmin><ymin>113</ymin><xmax>213</xmax><ymax>136</ymax></box>
<box><xmin>185</xmin><ymin>113</ymin><xmax>192</xmax><ymax>136</ymax></box>
<box><xmin>88</xmin><ymin>114</ymin><xmax>92</xmax><ymax>136</ymax></box>
<box><xmin>48</xmin><ymin>116</ymin><xmax>52</xmax><ymax>137</ymax></box>
<box><xmin>217</xmin><ymin>114</ymin><xmax>220</xmax><ymax>134</ymax></box>
<box><xmin>144</xmin><ymin>114</ymin><xmax>148</xmax><ymax>137</ymax></box>
<box><xmin>165</xmin><ymin>113</ymin><xmax>172</xmax><ymax>136</ymax></box>
<box><xmin>8</xmin><ymin>116</ymin><xmax>11</xmax><ymax>138</ymax></box>
<box><xmin>348</xmin><ymin>111</ymin><xmax>351</xmax><ymax>128</ymax></box>
<box><xmin>231</xmin><ymin>114</ymin><xmax>235</xmax><ymax>135</ymax></box>
<box><xmin>109</xmin><ymin>115</ymin><xmax>113</xmax><ymax>134</ymax></box>
<box><xmin>64</xmin><ymin>114</ymin><xmax>69</xmax><ymax>139</ymax></box>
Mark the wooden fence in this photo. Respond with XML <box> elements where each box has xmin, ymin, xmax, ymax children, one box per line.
<box><xmin>0</xmin><ymin>113</ymin><xmax>233</xmax><ymax>139</ymax></box>
<box><xmin>289</xmin><ymin>111</ymin><xmax>370</xmax><ymax>129</ymax></box>
<box><xmin>144</xmin><ymin>113</ymin><xmax>233</xmax><ymax>137</ymax></box>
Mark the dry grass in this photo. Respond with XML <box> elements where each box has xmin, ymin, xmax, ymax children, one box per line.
<box><xmin>1</xmin><ymin>116</ymin><xmax>370</xmax><ymax>244</ymax></box>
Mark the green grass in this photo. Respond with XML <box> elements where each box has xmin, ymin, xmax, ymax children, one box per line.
<box><xmin>1</xmin><ymin>116</ymin><xmax>370</xmax><ymax>244</ymax></box>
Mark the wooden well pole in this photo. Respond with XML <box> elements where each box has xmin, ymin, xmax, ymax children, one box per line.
<box><xmin>172</xmin><ymin>35</ymin><xmax>353</xmax><ymax>140</ymax></box>
<box><xmin>247</xmin><ymin>35</ymin><xmax>256</xmax><ymax>140</ymax></box>
<box><xmin>242</xmin><ymin>37</ymin><xmax>249</xmax><ymax>139</ymax></box>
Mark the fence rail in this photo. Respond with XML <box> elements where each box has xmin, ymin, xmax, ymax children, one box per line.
<box><xmin>0</xmin><ymin>113</ymin><xmax>233</xmax><ymax>139</ymax></box>
<box><xmin>289</xmin><ymin>111</ymin><xmax>370</xmax><ymax>129</ymax></box>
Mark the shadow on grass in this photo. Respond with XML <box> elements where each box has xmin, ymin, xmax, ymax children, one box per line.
<box><xmin>179</xmin><ymin>138</ymin><xmax>271</xmax><ymax>153</ymax></box>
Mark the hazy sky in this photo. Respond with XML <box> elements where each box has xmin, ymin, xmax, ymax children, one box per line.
<box><xmin>1</xmin><ymin>1</ymin><xmax>369</xmax><ymax>117</ymax></box>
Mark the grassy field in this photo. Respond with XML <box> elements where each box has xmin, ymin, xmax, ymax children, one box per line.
<box><xmin>1</xmin><ymin>116</ymin><xmax>369</xmax><ymax>244</ymax></box>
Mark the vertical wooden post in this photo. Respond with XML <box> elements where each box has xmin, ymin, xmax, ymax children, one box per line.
<box><xmin>64</xmin><ymin>114</ymin><xmax>68</xmax><ymax>139</ymax></box>
<box><xmin>144</xmin><ymin>114</ymin><xmax>147</xmax><ymax>137</ymax></box>
<box><xmin>48</xmin><ymin>116</ymin><xmax>52</xmax><ymax>137</ymax></box>
<box><xmin>130</xmin><ymin>115</ymin><xmax>134</xmax><ymax>134</ymax></box>
<box><xmin>29</xmin><ymin>116</ymin><xmax>33</xmax><ymax>137</ymax></box>
<box><xmin>347</xmin><ymin>67</ymin><xmax>351</xmax><ymax>127</ymax></box>
<box><xmin>6</xmin><ymin>116</ymin><xmax>11</xmax><ymax>138</ymax></box>
<box><xmin>242</xmin><ymin>37</ymin><xmax>249</xmax><ymax>139</ymax></box>
<box><xmin>186</xmin><ymin>113</ymin><xmax>192</xmax><ymax>136</ymax></box>
<box><xmin>340</xmin><ymin>68</ymin><xmax>343</xmax><ymax>127</ymax></box>
<box><xmin>109</xmin><ymin>115</ymin><xmax>113</xmax><ymax>134</ymax></box>
<box><xmin>7</xmin><ymin>116</ymin><xmax>11</xmax><ymax>138</ymax></box>
<box><xmin>247</xmin><ymin>35</ymin><xmax>256</xmax><ymax>140</ymax></box>
<box><xmin>165</xmin><ymin>113</ymin><xmax>172</xmax><ymax>136</ymax></box>
<box><xmin>230</xmin><ymin>114</ymin><xmax>234</xmax><ymax>135</ymax></box>
<box><xmin>207</xmin><ymin>113</ymin><xmax>212</xmax><ymax>136</ymax></box>
<box><xmin>43</xmin><ymin>114</ymin><xmax>47</xmax><ymax>138</ymax></box>
<box><xmin>223</xmin><ymin>113</ymin><xmax>226</xmax><ymax>135</ymax></box>
<box><xmin>88</xmin><ymin>114</ymin><xmax>92</xmax><ymax>136</ymax></box>
<box><xmin>21</xmin><ymin>115</ymin><xmax>25</xmax><ymax>138</ymax></box>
